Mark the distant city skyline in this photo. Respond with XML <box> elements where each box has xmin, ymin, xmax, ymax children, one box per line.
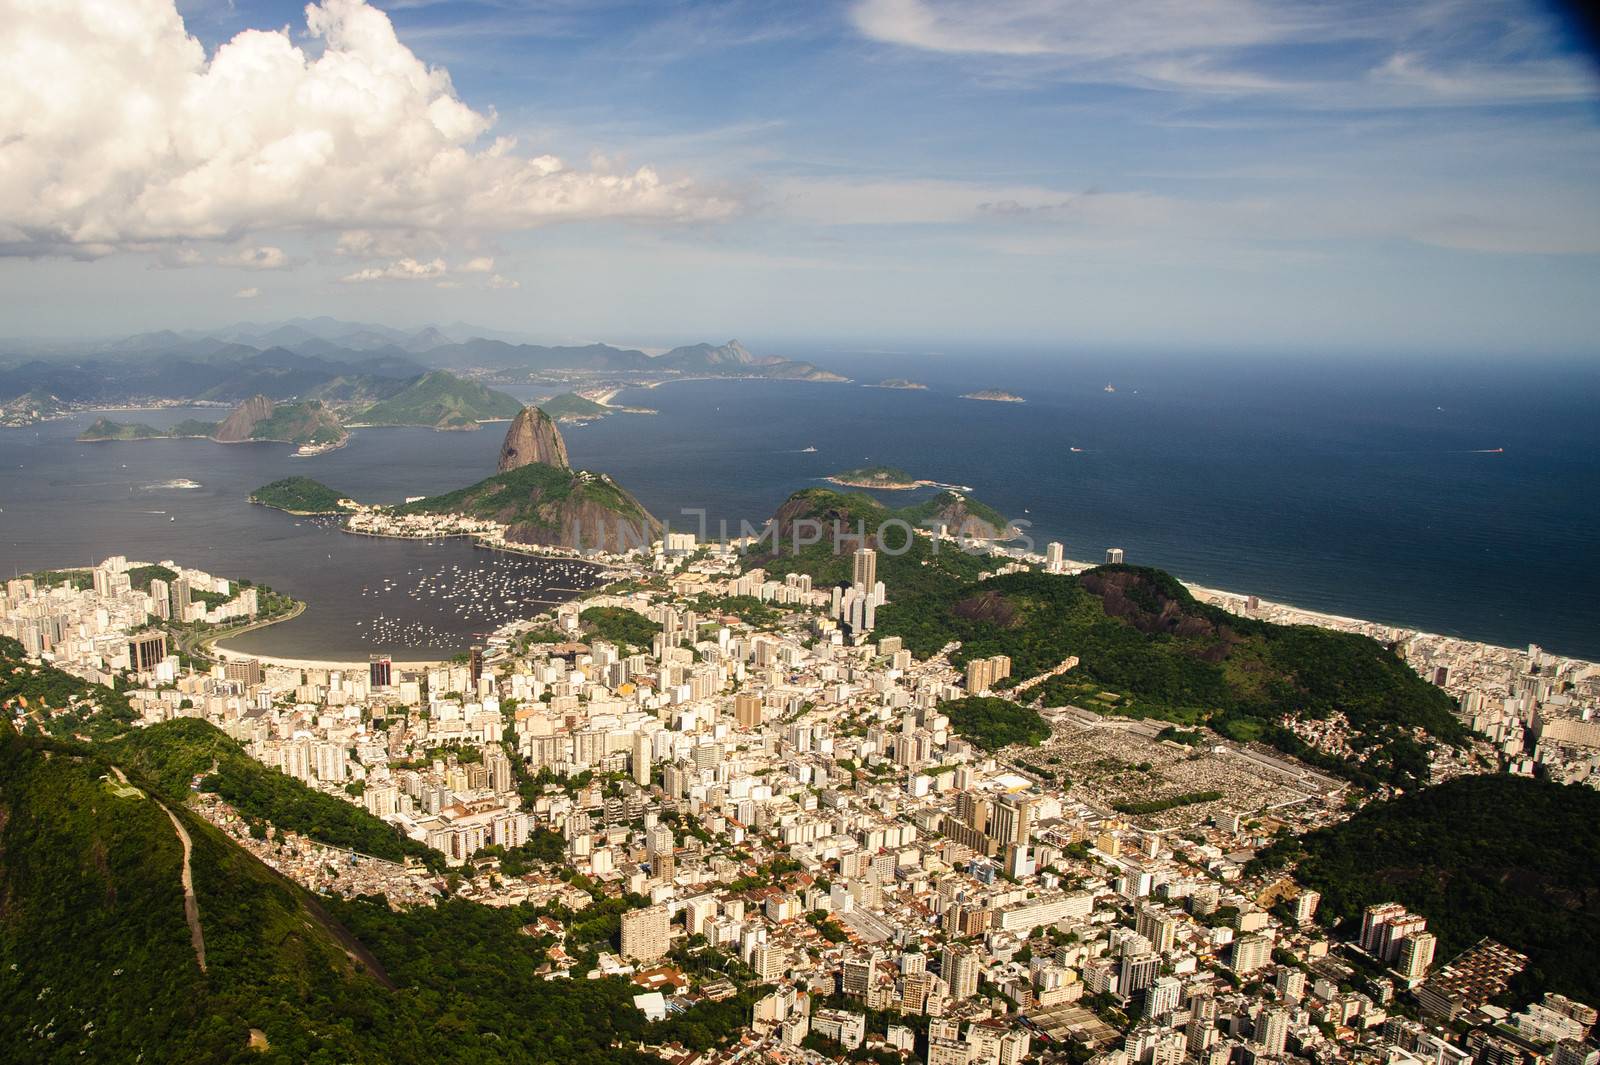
<box><xmin>3</xmin><ymin>0</ymin><xmax>1599</xmax><ymax>355</ymax></box>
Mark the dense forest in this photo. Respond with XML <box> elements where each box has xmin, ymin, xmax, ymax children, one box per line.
<box><xmin>0</xmin><ymin>722</ymin><xmax>754</xmax><ymax>1064</ymax></box>
<box><xmin>875</xmin><ymin>566</ymin><xmax>1460</xmax><ymax>789</ymax></box>
<box><xmin>249</xmin><ymin>477</ymin><xmax>353</xmax><ymax>514</ymax></box>
<box><xmin>940</xmin><ymin>696</ymin><xmax>1051</xmax><ymax>751</ymax></box>
<box><xmin>1253</xmin><ymin>774</ymin><xmax>1600</xmax><ymax>1004</ymax></box>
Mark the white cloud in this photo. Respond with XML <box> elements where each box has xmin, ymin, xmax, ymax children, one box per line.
<box><xmin>460</xmin><ymin>256</ymin><xmax>496</xmax><ymax>273</ymax></box>
<box><xmin>486</xmin><ymin>274</ymin><xmax>521</xmax><ymax>289</ymax></box>
<box><xmin>848</xmin><ymin>0</ymin><xmax>1600</xmax><ymax>101</ymax></box>
<box><xmin>0</xmin><ymin>0</ymin><xmax>735</xmax><ymax>257</ymax></box>
<box><xmin>218</xmin><ymin>245</ymin><xmax>290</xmax><ymax>270</ymax></box>
<box><xmin>340</xmin><ymin>257</ymin><xmax>449</xmax><ymax>283</ymax></box>
<box><xmin>234</xmin><ymin>287</ymin><xmax>260</xmax><ymax>299</ymax></box>
<box><xmin>851</xmin><ymin>0</ymin><xmax>1309</xmax><ymax>61</ymax></box>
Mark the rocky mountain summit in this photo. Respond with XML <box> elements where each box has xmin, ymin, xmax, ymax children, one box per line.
<box><xmin>498</xmin><ymin>406</ymin><xmax>571</xmax><ymax>471</ymax></box>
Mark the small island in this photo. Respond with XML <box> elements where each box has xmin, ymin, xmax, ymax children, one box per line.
<box><xmin>867</xmin><ymin>379</ymin><xmax>928</xmax><ymax>391</ymax></box>
<box><xmin>826</xmin><ymin>465</ymin><xmax>923</xmax><ymax>490</ymax></box>
<box><xmin>249</xmin><ymin>477</ymin><xmax>353</xmax><ymax>515</ymax></box>
<box><xmin>537</xmin><ymin>391</ymin><xmax>656</xmax><ymax>422</ymax></box>
<box><xmin>960</xmin><ymin>390</ymin><xmax>1025</xmax><ymax>403</ymax></box>
<box><xmin>79</xmin><ymin>417</ymin><xmax>219</xmax><ymax>442</ymax></box>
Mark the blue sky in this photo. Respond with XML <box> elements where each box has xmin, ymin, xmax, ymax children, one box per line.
<box><xmin>2</xmin><ymin>0</ymin><xmax>1598</xmax><ymax>355</ymax></box>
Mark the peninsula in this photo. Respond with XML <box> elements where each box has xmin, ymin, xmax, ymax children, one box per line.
<box><xmin>248</xmin><ymin>477</ymin><xmax>353</xmax><ymax>515</ymax></box>
<box><xmin>382</xmin><ymin>405</ymin><xmax>661</xmax><ymax>551</ymax></box>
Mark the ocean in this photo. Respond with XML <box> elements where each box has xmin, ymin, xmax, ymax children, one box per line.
<box><xmin>2</xmin><ymin>351</ymin><xmax>1596</xmax><ymax>660</ymax></box>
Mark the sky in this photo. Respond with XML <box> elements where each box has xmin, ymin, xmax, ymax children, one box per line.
<box><xmin>2</xmin><ymin>0</ymin><xmax>1599</xmax><ymax>355</ymax></box>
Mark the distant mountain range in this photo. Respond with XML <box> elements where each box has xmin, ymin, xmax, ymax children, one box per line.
<box><xmin>0</xmin><ymin>319</ymin><xmax>845</xmax><ymax>413</ymax></box>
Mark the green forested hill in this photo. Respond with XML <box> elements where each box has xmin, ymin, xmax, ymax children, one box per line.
<box><xmin>248</xmin><ymin>477</ymin><xmax>352</xmax><ymax>514</ymax></box>
<box><xmin>0</xmin><ymin>725</ymin><xmax>401</xmax><ymax>1064</ymax></box>
<box><xmin>874</xmin><ymin>566</ymin><xmax>1461</xmax><ymax>789</ymax></box>
<box><xmin>538</xmin><ymin>392</ymin><xmax>611</xmax><ymax>419</ymax></box>
<box><xmin>0</xmin><ymin>724</ymin><xmax>701</xmax><ymax>1064</ymax></box>
<box><xmin>755</xmin><ymin>488</ymin><xmax>995</xmax><ymax>598</ymax></box>
<box><xmin>1255</xmin><ymin>774</ymin><xmax>1600</xmax><ymax>1003</ymax></box>
<box><xmin>358</xmin><ymin>371</ymin><xmax>524</xmax><ymax>429</ymax></box>
<box><xmin>393</xmin><ymin>462</ymin><xmax>660</xmax><ymax>550</ymax></box>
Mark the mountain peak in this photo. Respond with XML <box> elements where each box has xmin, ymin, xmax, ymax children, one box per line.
<box><xmin>497</xmin><ymin>406</ymin><xmax>570</xmax><ymax>471</ymax></box>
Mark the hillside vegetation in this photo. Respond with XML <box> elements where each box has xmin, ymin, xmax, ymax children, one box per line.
<box><xmin>539</xmin><ymin>392</ymin><xmax>611</xmax><ymax>420</ymax></box>
<box><xmin>0</xmin><ymin>723</ymin><xmax>703</xmax><ymax>1064</ymax></box>
<box><xmin>249</xmin><ymin>477</ymin><xmax>352</xmax><ymax>514</ymax></box>
<box><xmin>246</xmin><ymin>400</ymin><xmax>346</xmax><ymax>446</ymax></box>
<box><xmin>1</xmin><ymin>635</ymin><xmax>137</xmax><ymax>740</ymax></box>
<box><xmin>1254</xmin><ymin>775</ymin><xmax>1600</xmax><ymax>1003</ymax></box>
<box><xmin>940</xmin><ymin>696</ymin><xmax>1050</xmax><ymax>751</ymax></box>
<box><xmin>875</xmin><ymin>566</ymin><xmax>1461</xmax><ymax>789</ymax></box>
<box><xmin>358</xmin><ymin>371</ymin><xmax>524</xmax><ymax>430</ymax></box>
<box><xmin>395</xmin><ymin>462</ymin><xmax>658</xmax><ymax>550</ymax></box>
<box><xmin>755</xmin><ymin>488</ymin><xmax>995</xmax><ymax>599</ymax></box>
<box><xmin>0</xmin><ymin>724</ymin><xmax>400</xmax><ymax>1064</ymax></box>
<box><xmin>104</xmin><ymin>719</ymin><xmax>439</xmax><ymax>868</ymax></box>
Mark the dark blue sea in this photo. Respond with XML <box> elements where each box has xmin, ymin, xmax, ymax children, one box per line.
<box><xmin>2</xmin><ymin>350</ymin><xmax>1596</xmax><ymax>659</ymax></box>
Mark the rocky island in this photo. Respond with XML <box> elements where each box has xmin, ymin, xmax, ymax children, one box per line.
<box><xmin>960</xmin><ymin>389</ymin><xmax>1025</xmax><ymax>403</ymax></box>
<box><xmin>78</xmin><ymin>417</ymin><xmax>219</xmax><ymax>442</ymax></box>
<box><xmin>866</xmin><ymin>378</ymin><xmax>928</xmax><ymax>390</ymax></box>
<box><xmin>825</xmin><ymin>465</ymin><xmax>923</xmax><ymax>490</ymax></box>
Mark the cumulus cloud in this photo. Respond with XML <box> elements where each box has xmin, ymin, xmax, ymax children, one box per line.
<box><xmin>459</xmin><ymin>257</ymin><xmax>497</xmax><ymax>273</ymax></box>
<box><xmin>486</xmin><ymin>274</ymin><xmax>521</xmax><ymax>290</ymax></box>
<box><xmin>234</xmin><ymin>287</ymin><xmax>261</xmax><ymax>299</ymax></box>
<box><xmin>340</xmin><ymin>257</ymin><xmax>449</xmax><ymax>283</ymax></box>
<box><xmin>0</xmin><ymin>0</ymin><xmax>735</xmax><ymax>257</ymax></box>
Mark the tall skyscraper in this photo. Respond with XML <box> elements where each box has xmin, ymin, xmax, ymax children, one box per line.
<box><xmin>620</xmin><ymin>904</ymin><xmax>670</xmax><ymax>962</ymax></box>
<box><xmin>939</xmin><ymin>945</ymin><xmax>980</xmax><ymax>1000</ymax></box>
<box><xmin>128</xmin><ymin>631</ymin><xmax>167</xmax><ymax>672</ymax></box>
<box><xmin>632</xmin><ymin>731</ymin><xmax>652</xmax><ymax>787</ymax></box>
<box><xmin>1398</xmin><ymin>931</ymin><xmax>1438</xmax><ymax>981</ymax></box>
<box><xmin>169</xmin><ymin>578</ymin><xmax>191</xmax><ymax>619</ymax></box>
<box><xmin>369</xmin><ymin>655</ymin><xmax>392</xmax><ymax>688</ymax></box>
<box><xmin>852</xmin><ymin>547</ymin><xmax>877</xmax><ymax>589</ymax></box>
<box><xmin>1045</xmin><ymin>541</ymin><xmax>1065</xmax><ymax>573</ymax></box>
<box><xmin>1105</xmin><ymin>547</ymin><xmax>1125</xmax><ymax>565</ymax></box>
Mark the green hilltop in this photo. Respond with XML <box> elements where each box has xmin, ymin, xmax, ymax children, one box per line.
<box><xmin>358</xmin><ymin>370</ymin><xmax>525</xmax><ymax>430</ymax></box>
<box><xmin>873</xmin><ymin>565</ymin><xmax>1462</xmax><ymax>790</ymax></box>
<box><xmin>538</xmin><ymin>392</ymin><xmax>611</xmax><ymax>420</ymax></box>
<box><xmin>756</xmin><ymin>488</ymin><xmax>996</xmax><ymax>599</ymax></box>
<box><xmin>0</xmin><ymin>719</ymin><xmax>737</xmax><ymax>1064</ymax></box>
<box><xmin>827</xmin><ymin>465</ymin><xmax>919</xmax><ymax>487</ymax></box>
<box><xmin>1255</xmin><ymin>774</ymin><xmax>1600</xmax><ymax>1004</ymax></box>
<box><xmin>78</xmin><ymin>417</ymin><xmax>219</xmax><ymax>442</ymax></box>
<box><xmin>897</xmin><ymin>490</ymin><xmax>1013</xmax><ymax>539</ymax></box>
<box><xmin>394</xmin><ymin>462</ymin><xmax>660</xmax><ymax>550</ymax></box>
<box><xmin>249</xmin><ymin>476</ymin><xmax>352</xmax><ymax>514</ymax></box>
